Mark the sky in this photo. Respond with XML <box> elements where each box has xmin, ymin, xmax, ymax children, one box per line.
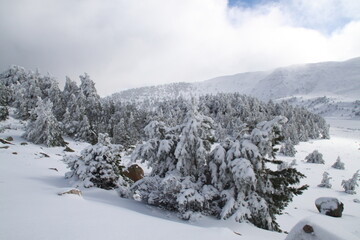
<box><xmin>1</xmin><ymin>0</ymin><xmax>360</xmax><ymax>96</ymax></box>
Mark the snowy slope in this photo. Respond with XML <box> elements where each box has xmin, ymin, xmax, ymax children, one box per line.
<box><xmin>1</xmin><ymin>116</ymin><xmax>360</xmax><ymax>239</ymax></box>
<box><xmin>112</xmin><ymin>57</ymin><xmax>360</xmax><ymax>102</ymax></box>
<box><xmin>193</xmin><ymin>71</ymin><xmax>269</xmax><ymax>95</ymax></box>
<box><xmin>251</xmin><ymin>57</ymin><xmax>360</xmax><ymax>101</ymax></box>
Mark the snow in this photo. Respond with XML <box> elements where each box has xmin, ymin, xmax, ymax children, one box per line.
<box><xmin>1</xmin><ymin>116</ymin><xmax>360</xmax><ymax>240</ymax></box>
<box><xmin>111</xmin><ymin>57</ymin><xmax>360</xmax><ymax>109</ymax></box>
<box><xmin>315</xmin><ymin>197</ymin><xmax>339</xmax><ymax>213</ymax></box>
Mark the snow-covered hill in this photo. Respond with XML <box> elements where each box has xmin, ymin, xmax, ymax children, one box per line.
<box><xmin>1</xmin><ymin>115</ymin><xmax>360</xmax><ymax>240</ymax></box>
<box><xmin>111</xmin><ymin>57</ymin><xmax>360</xmax><ymax>118</ymax></box>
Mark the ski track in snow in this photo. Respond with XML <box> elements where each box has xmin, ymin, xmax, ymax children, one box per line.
<box><xmin>0</xmin><ymin>117</ymin><xmax>359</xmax><ymax>240</ymax></box>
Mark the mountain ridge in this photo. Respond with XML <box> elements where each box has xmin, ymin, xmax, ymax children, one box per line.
<box><xmin>112</xmin><ymin>57</ymin><xmax>360</xmax><ymax>103</ymax></box>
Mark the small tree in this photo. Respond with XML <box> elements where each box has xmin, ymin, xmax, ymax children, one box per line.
<box><xmin>64</xmin><ymin>134</ymin><xmax>130</xmax><ymax>192</ymax></box>
<box><xmin>23</xmin><ymin>98</ymin><xmax>66</xmax><ymax>147</ymax></box>
<box><xmin>279</xmin><ymin>138</ymin><xmax>297</xmax><ymax>157</ymax></box>
<box><xmin>318</xmin><ymin>172</ymin><xmax>332</xmax><ymax>188</ymax></box>
<box><xmin>0</xmin><ymin>83</ymin><xmax>10</xmax><ymax>121</ymax></box>
<box><xmin>332</xmin><ymin>156</ymin><xmax>345</xmax><ymax>170</ymax></box>
<box><xmin>342</xmin><ymin>170</ymin><xmax>359</xmax><ymax>194</ymax></box>
<box><xmin>305</xmin><ymin>150</ymin><xmax>325</xmax><ymax>164</ymax></box>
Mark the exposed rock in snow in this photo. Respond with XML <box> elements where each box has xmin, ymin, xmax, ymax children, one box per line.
<box><xmin>315</xmin><ymin>197</ymin><xmax>343</xmax><ymax>217</ymax></box>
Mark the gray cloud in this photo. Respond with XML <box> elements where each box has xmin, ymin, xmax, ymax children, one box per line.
<box><xmin>1</xmin><ymin>0</ymin><xmax>360</xmax><ymax>96</ymax></box>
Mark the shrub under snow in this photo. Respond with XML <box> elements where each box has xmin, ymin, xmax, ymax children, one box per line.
<box><xmin>318</xmin><ymin>172</ymin><xmax>332</xmax><ymax>188</ymax></box>
<box><xmin>332</xmin><ymin>156</ymin><xmax>345</xmax><ymax>170</ymax></box>
<box><xmin>64</xmin><ymin>134</ymin><xmax>130</xmax><ymax>191</ymax></box>
<box><xmin>305</xmin><ymin>150</ymin><xmax>325</xmax><ymax>164</ymax></box>
<box><xmin>342</xmin><ymin>170</ymin><xmax>359</xmax><ymax>194</ymax></box>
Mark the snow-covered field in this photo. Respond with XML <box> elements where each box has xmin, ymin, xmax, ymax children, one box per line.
<box><xmin>1</xmin><ymin>117</ymin><xmax>359</xmax><ymax>240</ymax></box>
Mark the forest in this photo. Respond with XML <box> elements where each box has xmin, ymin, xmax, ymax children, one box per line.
<box><xmin>0</xmin><ymin>66</ymin><xmax>331</xmax><ymax>231</ymax></box>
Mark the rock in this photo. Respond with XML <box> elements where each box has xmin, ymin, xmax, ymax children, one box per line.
<box><xmin>12</xmin><ymin>152</ymin><xmax>17</xmax><ymax>155</ymax></box>
<box><xmin>58</xmin><ymin>189</ymin><xmax>82</xmax><ymax>196</ymax></box>
<box><xmin>5</xmin><ymin>136</ymin><xmax>13</xmax><ymax>141</ymax></box>
<box><xmin>64</xmin><ymin>146</ymin><xmax>75</xmax><ymax>152</ymax></box>
<box><xmin>20</xmin><ymin>142</ymin><xmax>28</xmax><ymax>146</ymax></box>
<box><xmin>315</xmin><ymin>197</ymin><xmax>344</xmax><ymax>217</ymax></box>
<box><xmin>39</xmin><ymin>152</ymin><xmax>50</xmax><ymax>158</ymax></box>
<box><xmin>0</xmin><ymin>146</ymin><xmax>9</xmax><ymax>149</ymax></box>
<box><xmin>123</xmin><ymin>164</ymin><xmax>144</xmax><ymax>182</ymax></box>
<box><xmin>303</xmin><ymin>224</ymin><xmax>314</xmax><ymax>233</ymax></box>
<box><xmin>353</xmin><ymin>198</ymin><xmax>360</xmax><ymax>203</ymax></box>
<box><xmin>0</xmin><ymin>138</ymin><xmax>13</xmax><ymax>145</ymax></box>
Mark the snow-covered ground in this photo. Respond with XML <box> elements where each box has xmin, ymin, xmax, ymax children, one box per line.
<box><xmin>1</xmin><ymin>117</ymin><xmax>359</xmax><ymax>240</ymax></box>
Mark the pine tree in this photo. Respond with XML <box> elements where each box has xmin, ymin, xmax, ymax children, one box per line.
<box><xmin>207</xmin><ymin>116</ymin><xmax>307</xmax><ymax>231</ymax></box>
<box><xmin>131</xmin><ymin>108</ymin><xmax>216</xmax><ymax>219</ymax></box>
<box><xmin>64</xmin><ymin>133</ymin><xmax>130</xmax><ymax>192</ymax></box>
<box><xmin>305</xmin><ymin>150</ymin><xmax>325</xmax><ymax>164</ymax></box>
<box><xmin>23</xmin><ymin>98</ymin><xmax>66</xmax><ymax>147</ymax></box>
<box><xmin>332</xmin><ymin>156</ymin><xmax>345</xmax><ymax>170</ymax></box>
<box><xmin>342</xmin><ymin>170</ymin><xmax>359</xmax><ymax>194</ymax></box>
<box><xmin>132</xmin><ymin>115</ymin><xmax>307</xmax><ymax>231</ymax></box>
<box><xmin>0</xmin><ymin>83</ymin><xmax>10</xmax><ymax>121</ymax></box>
<box><xmin>318</xmin><ymin>172</ymin><xmax>332</xmax><ymax>188</ymax></box>
<box><xmin>279</xmin><ymin>138</ymin><xmax>297</xmax><ymax>157</ymax></box>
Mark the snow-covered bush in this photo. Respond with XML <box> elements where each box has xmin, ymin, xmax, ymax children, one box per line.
<box><xmin>342</xmin><ymin>170</ymin><xmax>359</xmax><ymax>194</ymax></box>
<box><xmin>279</xmin><ymin>139</ymin><xmax>297</xmax><ymax>157</ymax></box>
<box><xmin>64</xmin><ymin>133</ymin><xmax>130</xmax><ymax>191</ymax></box>
<box><xmin>0</xmin><ymin>83</ymin><xmax>9</xmax><ymax>121</ymax></box>
<box><xmin>277</xmin><ymin>159</ymin><xmax>297</xmax><ymax>171</ymax></box>
<box><xmin>132</xmin><ymin>113</ymin><xmax>307</xmax><ymax>231</ymax></box>
<box><xmin>332</xmin><ymin>156</ymin><xmax>345</xmax><ymax>170</ymax></box>
<box><xmin>305</xmin><ymin>150</ymin><xmax>325</xmax><ymax>164</ymax></box>
<box><xmin>318</xmin><ymin>172</ymin><xmax>332</xmax><ymax>188</ymax></box>
<box><xmin>23</xmin><ymin>98</ymin><xmax>66</xmax><ymax>147</ymax></box>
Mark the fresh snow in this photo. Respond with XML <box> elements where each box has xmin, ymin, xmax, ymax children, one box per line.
<box><xmin>1</xmin><ymin>117</ymin><xmax>360</xmax><ymax>240</ymax></box>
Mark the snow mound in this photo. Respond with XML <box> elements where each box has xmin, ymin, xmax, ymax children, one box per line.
<box><xmin>285</xmin><ymin>215</ymin><xmax>358</xmax><ymax>240</ymax></box>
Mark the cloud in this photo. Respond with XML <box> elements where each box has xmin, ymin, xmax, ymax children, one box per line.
<box><xmin>0</xmin><ymin>0</ymin><xmax>360</xmax><ymax>96</ymax></box>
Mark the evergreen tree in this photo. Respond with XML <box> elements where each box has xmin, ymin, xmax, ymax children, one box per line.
<box><xmin>0</xmin><ymin>83</ymin><xmax>10</xmax><ymax>121</ymax></box>
<box><xmin>23</xmin><ymin>98</ymin><xmax>66</xmax><ymax>147</ymax></box>
<box><xmin>305</xmin><ymin>150</ymin><xmax>325</xmax><ymax>164</ymax></box>
<box><xmin>132</xmin><ymin>115</ymin><xmax>307</xmax><ymax>231</ymax></box>
<box><xmin>318</xmin><ymin>172</ymin><xmax>332</xmax><ymax>188</ymax></box>
<box><xmin>279</xmin><ymin>138</ymin><xmax>297</xmax><ymax>157</ymax></box>
<box><xmin>342</xmin><ymin>170</ymin><xmax>359</xmax><ymax>194</ymax></box>
<box><xmin>131</xmin><ymin>108</ymin><xmax>216</xmax><ymax>219</ymax></box>
<box><xmin>207</xmin><ymin>116</ymin><xmax>307</xmax><ymax>231</ymax></box>
<box><xmin>332</xmin><ymin>156</ymin><xmax>345</xmax><ymax>170</ymax></box>
<box><xmin>64</xmin><ymin>133</ymin><xmax>130</xmax><ymax>192</ymax></box>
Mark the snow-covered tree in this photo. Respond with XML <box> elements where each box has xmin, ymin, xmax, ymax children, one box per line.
<box><xmin>305</xmin><ymin>150</ymin><xmax>325</xmax><ymax>164</ymax></box>
<box><xmin>64</xmin><ymin>133</ymin><xmax>130</xmax><ymax>191</ymax></box>
<box><xmin>132</xmin><ymin>115</ymin><xmax>307</xmax><ymax>231</ymax></box>
<box><xmin>332</xmin><ymin>156</ymin><xmax>345</xmax><ymax>170</ymax></box>
<box><xmin>0</xmin><ymin>83</ymin><xmax>9</xmax><ymax>121</ymax></box>
<box><xmin>23</xmin><ymin>98</ymin><xmax>66</xmax><ymax>147</ymax></box>
<box><xmin>131</xmin><ymin>108</ymin><xmax>216</xmax><ymax>219</ymax></box>
<box><xmin>318</xmin><ymin>172</ymin><xmax>332</xmax><ymax>188</ymax></box>
<box><xmin>207</xmin><ymin>116</ymin><xmax>307</xmax><ymax>231</ymax></box>
<box><xmin>342</xmin><ymin>170</ymin><xmax>359</xmax><ymax>194</ymax></box>
<box><xmin>75</xmin><ymin>115</ymin><xmax>98</xmax><ymax>144</ymax></box>
<box><xmin>279</xmin><ymin>138</ymin><xmax>297</xmax><ymax>157</ymax></box>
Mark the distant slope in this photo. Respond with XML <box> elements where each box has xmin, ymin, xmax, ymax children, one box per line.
<box><xmin>193</xmin><ymin>71</ymin><xmax>269</xmax><ymax>95</ymax></box>
<box><xmin>112</xmin><ymin>57</ymin><xmax>360</xmax><ymax>103</ymax></box>
<box><xmin>251</xmin><ymin>57</ymin><xmax>360</xmax><ymax>101</ymax></box>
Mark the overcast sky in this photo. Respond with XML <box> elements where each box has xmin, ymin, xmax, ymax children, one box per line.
<box><xmin>1</xmin><ymin>0</ymin><xmax>360</xmax><ymax>96</ymax></box>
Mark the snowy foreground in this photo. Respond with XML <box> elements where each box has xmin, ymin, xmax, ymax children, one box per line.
<box><xmin>1</xmin><ymin>118</ymin><xmax>359</xmax><ymax>240</ymax></box>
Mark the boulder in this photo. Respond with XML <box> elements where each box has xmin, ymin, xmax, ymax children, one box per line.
<box><xmin>123</xmin><ymin>164</ymin><xmax>144</xmax><ymax>182</ymax></box>
<box><xmin>58</xmin><ymin>189</ymin><xmax>82</xmax><ymax>196</ymax></box>
<box><xmin>315</xmin><ymin>197</ymin><xmax>344</xmax><ymax>217</ymax></box>
<box><xmin>302</xmin><ymin>224</ymin><xmax>314</xmax><ymax>233</ymax></box>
